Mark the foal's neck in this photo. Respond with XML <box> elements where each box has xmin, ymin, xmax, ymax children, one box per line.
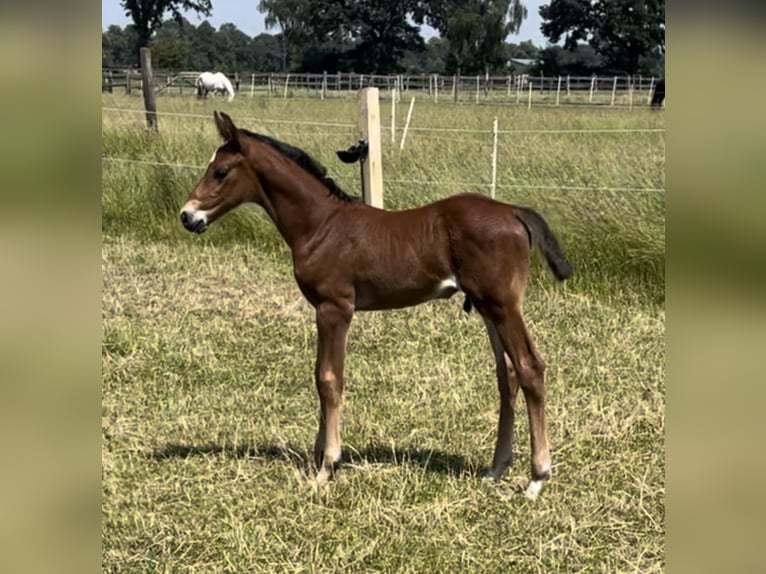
<box><xmin>257</xmin><ymin>166</ymin><xmax>340</xmax><ymax>250</ymax></box>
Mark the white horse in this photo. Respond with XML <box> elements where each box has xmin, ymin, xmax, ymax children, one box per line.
<box><xmin>196</xmin><ymin>72</ymin><xmax>235</xmax><ymax>102</ymax></box>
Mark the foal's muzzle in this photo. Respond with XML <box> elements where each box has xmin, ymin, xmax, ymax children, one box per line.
<box><xmin>180</xmin><ymin>210</ymin><xmax>207</xmax><ymax>234</ymax></box>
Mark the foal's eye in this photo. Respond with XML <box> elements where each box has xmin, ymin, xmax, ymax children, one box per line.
<box><xmin>213</xmin><ymin>167</ymin><xmax>228</xmax><ymax>181</ymax></box>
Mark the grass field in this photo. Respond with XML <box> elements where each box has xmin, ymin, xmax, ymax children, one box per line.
<box><xmin>102</xmin><ymin>92</ymin><xmax>665</xmax><ymax>572</ymax></box>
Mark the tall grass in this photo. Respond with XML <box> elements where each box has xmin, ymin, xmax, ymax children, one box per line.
<box><xmin>102</xmin><ymin>93</ymin><xmax>664</xmax><ymax>305</ymax></box>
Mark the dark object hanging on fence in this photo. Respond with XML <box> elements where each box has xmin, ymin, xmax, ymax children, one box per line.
<box><xmin>650</xmin><ymin>78</ymin><xmax>665</xmax><ymax>108</ymax></box>
<box><xmin>336</xmin><ymin>139</ymin><xmax>368</xmax><ymax>164</ymax></box>
<box><xmin>336</xmin><ymin>139</ymin><xmax>369</xmax><ymax>199</ymax></box>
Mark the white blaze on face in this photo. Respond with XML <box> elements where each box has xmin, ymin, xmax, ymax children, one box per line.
<box><xmin>208</xmin><ymin>147</ymin><xmax>220</xmax><ymax>166</ymax></box>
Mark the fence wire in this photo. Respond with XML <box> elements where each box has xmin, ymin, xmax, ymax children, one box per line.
<box><xmin>103</xmin><ymin>107</ymin><xmax>664</xmax><ymax>136</ymax></box>
<box><xmin>102</xmin><ymin>156</ymin><xmax>664</xmax><ymax>194</ymax></box>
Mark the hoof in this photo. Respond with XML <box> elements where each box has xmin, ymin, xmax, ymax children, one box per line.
<box><xmin>315</xmin><ymin>468</ymin><xmax>332</xmax><ymax>490</ymax></box>
<box><xmin>524</xmin><ymin>479</ymin><xmax>546</xmax><ymax>501</ymax></box>
<box><xmin>483</xmin><ymin>472</ymin><xmax>501</xmax><ymax>484</ymax></box>
<box><xmin>314</xmin><ymin>453</ymin><xmax>341</xmax><ymax>489</ymax></box>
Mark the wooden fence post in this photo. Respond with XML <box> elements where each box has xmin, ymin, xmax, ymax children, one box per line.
<box><xmin>321</xmin><ymin>71</ymin><xmax>327</xmax><ymax>100</ymax></box>
<box><xmin>358</xmin><ymin>88</ymin><xmax>384</xmax><ymax>208</ymax></box>
<box><xmin>391</xmin><ymin>86</ymin><xmax>397</xmax><ymax>143</ymax></box>
<box><xmin>399</xmin><ymin>96</ymin><xmax>416</xmax><ymax>151</ymax></box>
<box><xmin>453</xmin><ymin>74</ymin><xmax>458</xmax><ymax>103</ymax></box>
<box><xmin>490</xmin><ymin>117</ymin><xmax>498</xmax><ymax>199</ymax></box>
<box><xmin>139</xmin><ymin>48</ymin><xmax>158</xmax><ymax>130</ymax></box>
<box><xmin>527</xmin><ymin>81</ymin><xmax>532</xmax><ymax>110</ymax></box>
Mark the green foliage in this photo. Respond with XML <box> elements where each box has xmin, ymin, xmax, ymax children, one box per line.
<box><xmin>414</xmin><ymin>0</ymin><xmax>528</xmax><ymax>75</ymax></box>
<box><xmin>104</xmin><ymin>18</ymin><xmax>286</xmax><ymax>73</ymax></box>
<box><xmin>120</xmin><ymin>0</ymin><xmax>212</xmax><ymax>48</ymax></box>
<box><xmin>400</xmin><ymin>37</ymin><xmax>450</xmax><ymax>74</ymax></box>
<box><xmin>102</xmin><ymin>24</ymin><xmax>139</xmax><ymax>67</ymax></box>
<box><xmin>539</xmin><ymin>0</ymin><xmax>665</xmax><ymax>75</ymax></box>
<box><xmin>258</xmin><ymin>0</ymin><xmax>425</xmax><ymax>74</ymax></box>
<box><xmin>508</xmin><ymin>39</ymin><xmax>540</xmax><ymax>59</ymax></box>
<box><xmin>534</xmin><ymin>43</ymin><xmax>602</xmax><ymax>76</ymax></box>
<box><xmin>250</xmin><ymin>33</ymin><xmax>284</xmax><ymax>73</ymax></box>
<box><xmin>347</xmin><ymin>0</ymin><xmax>426</xmax><ymax>74</ymax></box>
<box><xmin>150</xmin><ymin>20</ymin><xmax>192</xmax><ymax>69</ymax></box>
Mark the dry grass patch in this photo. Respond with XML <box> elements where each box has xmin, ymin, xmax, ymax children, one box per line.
<box><xmin>103</xmin><ymin>237</ymin><xmax>663</xmax><ymax>572</ymax></box>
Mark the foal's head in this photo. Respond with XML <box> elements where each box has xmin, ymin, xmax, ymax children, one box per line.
<box><xmin>180</xmin><ymin>111</ymin><xmax>264</xmax><ymax>234</ymax></box>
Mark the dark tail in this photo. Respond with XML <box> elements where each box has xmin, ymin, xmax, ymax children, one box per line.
<box><xmin>515</xmin><ymin>207</ymin><xmax>573</xmax><ymax>281</ymax></box>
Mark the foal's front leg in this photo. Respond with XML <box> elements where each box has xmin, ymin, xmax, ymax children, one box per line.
<box><xmin>313</xmin><ymin>301</ymin><xmax>352</xmax><ymax>487</ymax></box>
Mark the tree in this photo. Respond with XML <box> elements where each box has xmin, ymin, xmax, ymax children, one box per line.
<box><xmin>258</xmin><ymin>0</ymin><xmax>314</xmax><ymax>71</ymax></box>
<box><xmin>534</xmin><ymin>43</ymin><xmax>601</xmax><ymax>76</ymax></box>
<box><xmin>507</xmin><ymin>39</ymin><xmax>540</xmax><ymax>60</ymax></box>
<box><xmin>400</xmin><ymin>36</ymin><xmax>450</xmax><ymax>74</ymax></box>
<box><xmin>539</xmin><ymin>0</ymin><xmax>664</xmax><ymax>75</ymax></box>
<box><xmin>258</xmin><ymin>0</ymin><xmax>425</xmax><ymax>74</ymax></box>
<box><xmin>250</xmin><ymin>33</ymin><xmax>284</xmax><ymax>72</ymax></box>
<box><xmin>189</xmin><ymin>20</ymin><xmax>217</xmax><ymax>70</ymax></box>
<box><xmin>347</xmin><ymin>0</ymin><xmax>424</xmax><ymax>74</ymax></box>
<box><xmin>102</xmin><ymin>24</ymin><xmax>140</xmax><ymax>67</ymax></box>
<box><xmin>150</xmin><ymin>19</ymin><xmax>193</xmax><ymax>69</ymax></box>
<box><xmin>120</xmin><ymin>0</ymin><xmax>212</xmax><ymax>49</ymax></box>
<box><xmin>414</xmin><ymin>0</ymin><xmax>527</xmax><ymax>75</ymax></box>
<box><xmin>216</xmin><ymin>23</ymin><xmax>254</xmax><ymax>72</ymax></box>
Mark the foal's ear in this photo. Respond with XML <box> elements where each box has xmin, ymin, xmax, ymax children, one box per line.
<box><xmin>213</xmin><ymin>111</ymin><xmax>238</xmax><ymax>142</ymax></box>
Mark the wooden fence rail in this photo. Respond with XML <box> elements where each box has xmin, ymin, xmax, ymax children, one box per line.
<box><xmin>103</xmin><ymin>69</ymin><xmax>660</xmax><ymax>106</ymax></box>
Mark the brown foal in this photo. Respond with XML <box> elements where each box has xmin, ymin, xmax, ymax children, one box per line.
<box><xmin>180</xmin><ymin>111</ymin><xmax>572</xmax><ymax>499</ymax></box>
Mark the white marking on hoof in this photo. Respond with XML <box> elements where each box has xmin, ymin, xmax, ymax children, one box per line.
<box><xmin>525</xmin><ymin>479</ymin><xmax>545</xmax><ymax>501</ymax></box>
<box><xmin>482</xmin><ymin>472</ymin><xmax>500</xmax><ymax>484</ymax></box>
<box><xmin>315</xmin><ymin>469</ymin><xmax>331</xmax><ymax>489</ymax></box>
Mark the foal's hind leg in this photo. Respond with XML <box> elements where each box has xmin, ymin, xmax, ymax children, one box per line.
<box><xmin>484</xmin><ymin>319</ymin><xmax>520</xmax><ymax>482</ymax></box>
<box><xmin>313</xmin><ymin>301</ymin><xmax>352</xmax><ymax>487</ymax></box>
<box><xmin>490</xmin><ymin>305</ymin><xmax>551</xmax><ymax>500</ymax></box>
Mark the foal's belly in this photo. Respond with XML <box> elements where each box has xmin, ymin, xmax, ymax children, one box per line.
<box><xmin>354</xmin><ymin>276</ymin><xmax>460</xmax><ymax>311</ymax></box>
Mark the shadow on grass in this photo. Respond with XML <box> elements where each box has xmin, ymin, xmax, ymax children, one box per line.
<box><xmin>151</xmin><ymin>441</ymin><xmax>478</xmax><ymax>477</ymax></box>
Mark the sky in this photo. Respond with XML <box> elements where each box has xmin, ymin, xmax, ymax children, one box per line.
<box><xmin>101</xmin><ymin>0</ymin><xmax>549</xmax><ymax>47</ymax></box>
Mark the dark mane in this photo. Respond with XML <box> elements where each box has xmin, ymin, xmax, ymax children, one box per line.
<box><xmin>241</xmin><ymin>130</ymin><xmax>360</xmax><ymax>203</ymax></box>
